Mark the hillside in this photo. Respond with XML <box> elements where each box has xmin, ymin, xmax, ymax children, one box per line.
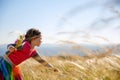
<box><xmin>20</xmin><ymin>54</ymin><xmax>120</xmax><ymax>80</ymax></box>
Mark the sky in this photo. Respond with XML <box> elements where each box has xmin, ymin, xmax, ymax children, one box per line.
<box><xmin>0</xmin><ymin>0</ymin><xmax>120</xmax><ymax>45</ymax></box>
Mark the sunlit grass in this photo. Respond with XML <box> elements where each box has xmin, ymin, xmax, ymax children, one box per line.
<box><xmin>20</xmin><ymin>39</ymin><xmax>120</xmax><ymax>80</ymax></box>
<box><xmin>20</xmin><ymin>54</ymin><xmax>120</xmax><ymax>80</ymax></box>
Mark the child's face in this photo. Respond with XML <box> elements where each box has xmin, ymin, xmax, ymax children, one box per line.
<box><xmin>31</xmin><ymin>36</ymin><xmax>42</xmax><ymax>47</ymax></box>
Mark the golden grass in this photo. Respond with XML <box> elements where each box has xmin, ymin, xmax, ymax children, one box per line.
<box><xmin>20</xmin><ymin>54</ymin><xmax>120</xmax><ymax>80</ymax></box>
<box><xmin>19</xmin><ymin>30</ymin><xmax>120</xmax><ymax>80</ymax></box>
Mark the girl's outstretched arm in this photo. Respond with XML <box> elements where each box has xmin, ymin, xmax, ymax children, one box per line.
<box><xmin>32</xmin><ymin>53</ymin><xmax>53</xmax><ymax>67</ymax></box>
<box><xmin>32</xmin><ymin>53</ymin><xmax>58</xmax><ymax>72</ymax></box>
<box><xmin>32</xmin><ymin>53</ymin><xmax>59</xmax><ymax>71</ymax></box>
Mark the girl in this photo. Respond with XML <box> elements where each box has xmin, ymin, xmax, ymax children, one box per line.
<box><xmin>0</xmin><ymin>28</ymin><xmax>58</xmax><ymax>80</ymax></box>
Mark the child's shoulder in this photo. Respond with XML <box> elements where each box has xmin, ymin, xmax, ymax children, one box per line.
<box><xmin>22</xmin><ymin>41</ymin><xmax>31</xmax><ymax>48</ymax></box>
<box><xmin>23</xmin><ymin>41</ymin><xmax>30</xmax><ymax>45</ymax></box>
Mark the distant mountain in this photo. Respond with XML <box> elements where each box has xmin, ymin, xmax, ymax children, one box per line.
<box><xmin>36</xmin><ymin>43</ymin><xmax>110</xmax><ymax>56</ymax></box>
<box><xmin>0</xmin><ymin>44</ymin><xmax>90</xmax><ymax>56</ymax></box>
<box><xmin>37</xmin><ymin>44</ymin><xmax>84</xmax><ymax>56</ymax></box>
<box><xmin>0</xmin><ymin>43</ymin><xmax>119</xmax><ymax>56</ymax></box>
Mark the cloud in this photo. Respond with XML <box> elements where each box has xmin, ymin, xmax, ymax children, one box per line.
<box><xmin>88</xmin><ymin>0</ymin><xmax>120</xmax><ymax>31</ymax></box>
<box><xmin>54</xmin><ymin>0</ymin><xmax>120</xmax><ymax>44</ymax></box>
<box><xmin>8</xmin><ymin>30</ymin><xmax>23</xmax><ymax>36</ymax></box>
<box><xmin>114</xmin><ymin>26</ymin><xmax>120</xmax><ymax>30</ymax></box>
<box><xmin>57</xmin><ymin>31</ymin><xmax>87</xmax><ymax>35</ymax></box>
<box><xmin>109</xmin><ymin>0</ymin><xmax>120</xmax><ymax>5</ymax></box>
<box><xmin>56</xmin><ymin>0</ymin><xmax>120</xmax><ymax>32</ymax></box>
<box><xmin>56</xmin><ymin>30</ymin><xmax>90</xmax><ymax>38</ymax></box>
<box><xmin>88</xmin><ymin>16</ymin><xmax>119</xmax><ymax>31</ymax></box>
<box><xmin>57</xmin><ymin>0</ymin><xmax>100</xmax><ymax>28</ymax></box>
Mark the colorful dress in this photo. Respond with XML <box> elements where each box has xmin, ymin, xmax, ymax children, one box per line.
<box><xmin>0</xmin><ymin>41</ymin><xmax>37</xmax><ymax>80</ymax></box>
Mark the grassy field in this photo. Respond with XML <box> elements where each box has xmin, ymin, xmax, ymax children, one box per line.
<box><xmin>20</xmin><ymin>54</ymin><xmax>120</xmax><ymax>80</ymax></box>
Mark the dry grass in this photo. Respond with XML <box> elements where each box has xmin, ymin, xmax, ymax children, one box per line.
<box><xmin>20</xmin><ymin>40</ymin><xmax>120</xmax><ymax>80</ymax></box>
<box><xmin>20</xmin><ymin>54</ymin><xmax>120</xmax><ymax>80</ymax></box>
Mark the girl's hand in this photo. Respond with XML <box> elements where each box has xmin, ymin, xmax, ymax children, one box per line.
<box><xmin>8</xmin><ymin>46</ymin><xmax>16</xmax><ymax>53</ymax></box>
<box><xmin>47</xmin><ymin>64</ymin><xmax>59</xmax><ymax>72</ymax></box>
<box><xmin>53</xmin><ymin>68</ymin><xmax>59</xmax><ymax>72</ymax></box>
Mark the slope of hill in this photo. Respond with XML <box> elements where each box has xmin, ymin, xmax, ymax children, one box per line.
<box><xmin>20</xmin><ymin>54</ymin><xmax>120</xmax><ymax>80</ymax></box>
